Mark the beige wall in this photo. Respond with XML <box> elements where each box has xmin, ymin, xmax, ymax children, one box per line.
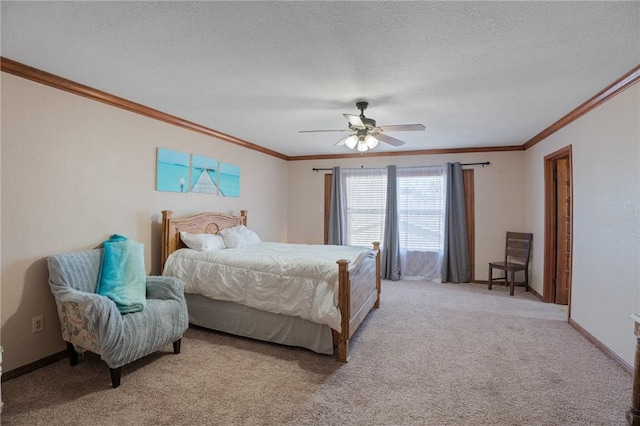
<box><xmin>3</xmin><ymin>67</ymin><xmax>637</xmax><ymax>375</ymax></box>
<box><xmin>0</xmin><ymin>72</ymin><xmax>288</xmax><ymax>371</ymax></box>
<box><xmin>524</xmin><ymin>83</ymin><xmax>640</xmax><ymax>365</ymax></box>
<box><xmin>287</xmin><ymin>151</ymin><xmax>527</xmax><ymax>281</ymax></box>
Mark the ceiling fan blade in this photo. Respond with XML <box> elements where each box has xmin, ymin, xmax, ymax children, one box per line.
<box><xmin>374</xmin><ymin>133</ymin><xmax>405</xmax><ymax>147</ymax></box>
<box><xmin>299</xmin><ymin>129</ymin><xmax>349</xmax><ymax>133</ymax></box>
<box><xmin>378</xmin><ymin>124</ymin><xmax>426</xmax><ymax>132</ymax></box>
<box><xmin>344</xmin><ymin>114</ymin><xmax>365</xmax><ymax>128</ymax></box>
<box><xmin>334</xmin><ymin>135</ymin><xmax>352</xmax><ymax>146</ymax></box>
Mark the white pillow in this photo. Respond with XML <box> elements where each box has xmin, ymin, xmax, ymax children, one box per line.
<box><xmin>180</xmin><ymin>231</ymin><xmax>226</xmax><ymax>251</ymax></box>
<box><xmin>220</xmin><ymin>225</ymin><xmax>261</xmax><ymax>248</ymax></box>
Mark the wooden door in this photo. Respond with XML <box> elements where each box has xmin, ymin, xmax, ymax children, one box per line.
<box><xmin>544</xmin><ymin>145</ymin><xmax>573</xmax><ymax>309</ymax></box>
<box><xmin>554</xmin><ymin>158</ymin><xmax>572</xmax><ymax>305</ymax></box>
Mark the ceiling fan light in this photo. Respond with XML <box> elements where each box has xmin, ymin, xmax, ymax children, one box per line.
<box><xmin>365</xmin><ymin>135</ymin><xmax>379</xmax><ymax>149</ymax></box>
<box><xmin>344</xmin><ymin>135</ymin><xmax>358</xmax><ymax>149</ymax></box>
<box><xmin>357</xmin><ymin>140</ymin><xmax>369</xmax><ymax>152</ymax></box>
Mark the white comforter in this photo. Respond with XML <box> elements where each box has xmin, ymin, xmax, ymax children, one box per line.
<box><xmin>162</xmin><ymin>242</ymin><xmax>371</xmax><ymax>331</ymax></box>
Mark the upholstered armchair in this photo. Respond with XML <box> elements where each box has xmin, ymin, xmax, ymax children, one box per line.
<box><xmin>47</xmin><ymin>249</ymin><xmax>188</xmax><ymax>387</ymax></box>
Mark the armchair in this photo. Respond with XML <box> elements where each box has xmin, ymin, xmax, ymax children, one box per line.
<box><xmin>47</xmin><ymin>249</ymin><xmax>188</xmax><ymax>387</ymax></box>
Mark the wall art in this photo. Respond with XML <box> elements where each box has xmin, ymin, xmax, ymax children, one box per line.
<box><xmin>190</xmin><ymin>154</ymin><xmax>218</xmax><ymax>194</ymax></box>
<box><xmin>156</xmin><ymin>148</ymin><xmax>190</xmax><ymax>193</ymax></box>
<box><xmin>219</xmin><ymin>162</ymin><xmax>240</xmax><ymax>197</ymax></box>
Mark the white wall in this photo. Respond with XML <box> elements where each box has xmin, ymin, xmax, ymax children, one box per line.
<box><xmin>0</xmin><ymin>72</ymin><xmax>288</xmax><ymax>371</ymax></box>
<box><xmin>287</xmin><ymin>151</ymin><xmax>527</xmax><ymax>281</ymax></box>
<box><xmin>524</xmin><ymin>84</ymin><xmax>640</xmax><ymax>365</ymax></box>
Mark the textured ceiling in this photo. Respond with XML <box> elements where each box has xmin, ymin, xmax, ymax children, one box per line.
<box><xmin>1</xmin><ymin>1</ymin><xmax>639</xmax><ymax>157</ymax></box>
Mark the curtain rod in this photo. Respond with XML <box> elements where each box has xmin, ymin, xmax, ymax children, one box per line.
<box><xmin>312</xmin><ymin>162</ymin><xmax>490</xmax><ymax>172</ymax></box>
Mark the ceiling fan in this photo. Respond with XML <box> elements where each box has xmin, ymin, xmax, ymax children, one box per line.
<box><xmin>299</xmin><ymin>101</ymin><xmax>426</xmax><ymax>152</ymax></box>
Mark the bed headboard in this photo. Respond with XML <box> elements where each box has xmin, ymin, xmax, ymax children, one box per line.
<box><xmin>161</xmin><ymin>209</ymin><xmax>248</xmax><ymax>269</ymax></box>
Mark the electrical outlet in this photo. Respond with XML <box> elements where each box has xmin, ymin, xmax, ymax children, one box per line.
<box><xmin>32</xmin><ymin>315</ymin><xmax>44</xmax><ymax>333</ymax></box>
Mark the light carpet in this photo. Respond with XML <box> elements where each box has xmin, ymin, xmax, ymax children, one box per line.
<box><xmin>1</xmin><ymin>280</ymin><xmax>632</xmax><ymax>425</ymax></box>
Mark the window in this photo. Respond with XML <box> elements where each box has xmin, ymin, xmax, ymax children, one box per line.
<box><xmin>397</xmin><ymin>167</ymin><xmax>446</xmax><ymax>252</ymax></box>
<box><xmin>339</xmin><ymin>165</ymin><xmax>446</xmax><ymax>253</ymax></box>
<box><xmin>326</xmin><ymin>164</ymin><xmax>474</xmax><ymax>282</ymax></box>
<box><xmin>342</xmin><ymin>168</ymin><xmax>387</xmax><ymax>247</ymax></box>
<box><xmin>397</xmin><ymin>166</ymin><xmax>446</xmax><ymax>281</ymax></box>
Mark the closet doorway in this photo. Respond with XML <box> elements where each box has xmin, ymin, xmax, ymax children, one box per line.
<box><xmin>543</xmin><ymin>146</ymin><xmax>573</xmax><ymax>312</ymax></box>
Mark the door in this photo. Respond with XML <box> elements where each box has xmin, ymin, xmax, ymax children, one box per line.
<box><xmin>543</xmin><ymin>146</ymin><xmax>573</xmax><ymax>309</ymax></box>
<box><xmin>554</xmin><ymin>158</ymin><xmax>571</xmax><ymax>305</ymax></box>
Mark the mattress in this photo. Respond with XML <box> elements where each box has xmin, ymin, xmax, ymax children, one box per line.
<box><xmin>162</xmin><ymin>242</ymin><xmax>371</xmax><ymax>331</ymax></box>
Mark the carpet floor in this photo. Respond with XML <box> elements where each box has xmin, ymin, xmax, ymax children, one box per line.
<box><xmin>1</xmin><ymin>280</ymin><xmax>632</xmax><ymax>425</ymax></box>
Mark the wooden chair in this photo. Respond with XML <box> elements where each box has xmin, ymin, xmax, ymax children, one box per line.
<box><xmin>488</xmin><ymin>232</ymin><xmax>533</xmax><ymax>296</ymax></box>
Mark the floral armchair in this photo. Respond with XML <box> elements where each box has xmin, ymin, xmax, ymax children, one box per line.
<box><xmin>47</xmin><ymin>249</ymin><xmax>188</xmax><ymax>387</ymax></box>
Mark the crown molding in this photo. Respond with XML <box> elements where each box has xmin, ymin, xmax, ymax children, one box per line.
<box><xmin>523</xmin><ymin>64</ymin><xmax>640</xmax><ymax>150</ymax></box>
<box><xmin>0</xmin><ymin>57</ymin><xmax>290</xmax><ymax>161</ymax></box>
<box><xmin>287</xmin><ymin>145</ymin><xmax>524</xmax><ymax>161</ymax></box>
<box><xmin>3</xmin><ymin>57</ymin><xmax>638</xmax><ymax>159</ymax></box>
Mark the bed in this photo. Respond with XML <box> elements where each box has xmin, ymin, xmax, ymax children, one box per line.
<box><xmin>160</xmin><ymin>210</ymin><xmax>381</xmax><ymax>362</ymax></box>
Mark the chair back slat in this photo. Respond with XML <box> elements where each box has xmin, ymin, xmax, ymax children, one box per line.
<box><xmin>508</xmin><ymin>240</ymin><xmax>529</xmax><ymax>250</ymax></box>
<box><xmin>507</xmin><ymin>247</ymin><xmax>529</xmax><ymax>260</ymax></box>
<box><xmin>504</xmin><ymin>232</ymin><xmax>533</xmax><ymax>265</ymax></box>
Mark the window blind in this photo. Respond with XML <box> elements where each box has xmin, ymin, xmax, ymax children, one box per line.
<box><xmin>342</xmin><ymin>168</ymin><xmax>387</xmax><ymax>247</ymax></box>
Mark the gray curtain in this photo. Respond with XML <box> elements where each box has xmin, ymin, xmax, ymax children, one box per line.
<box><xmin>382</xmin><ymin>165</ymin><xmax>401</xmax><ymax>280</ymax></box>
<box><xmin>327</xmin><ymin>167</ymin><xmax>345</xmax><ymax>245</ymax></box>
<box><xmin>441</xmin><ymin>162</ymin><xmax>471</xmax><ymax>283</ymax></box>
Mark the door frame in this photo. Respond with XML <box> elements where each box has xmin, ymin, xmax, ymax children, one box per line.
<box><xmin>543</xmin><ymin>145</ymin><xmax>573</xmax><ymax>315</ymax></box>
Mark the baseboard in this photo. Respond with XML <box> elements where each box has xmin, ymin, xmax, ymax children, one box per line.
<box><xmin>569</xmin><ymin>318</ymin><xmax>633</xmax><ymax>375</ymax></box>
<box><xmin>472</xmin><ymin>280</ymin><xmax>543</xmax><ymax>301</ymax></box>
<box><xmin>4</xmin><ymin>316</ymin><xmax>631</xmax><ymax>383</ymax></box>
<box><xmin>476</xmin><ymin>282</ymin><xmax>633</xmax><ymax>373</ymax></box>
<box><xmin>2</xmin><ymin>350</ymin><xmax>67</xmax><ymax>382</ymax></box>
<box><xmin>479</xmin><ymin>281</ymin><xmax>634</xmax><ymax>372</ymax></box>
<box><xmin>528</xmin><ymin>286</ymin><xmax>543</xmax><ymax>301</ymax></box>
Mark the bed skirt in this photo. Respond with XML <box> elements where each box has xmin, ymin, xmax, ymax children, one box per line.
<box><xmin>185</xmin><ymin>293</ymin><xmax>334</xmax><ymax>355</ymax></box>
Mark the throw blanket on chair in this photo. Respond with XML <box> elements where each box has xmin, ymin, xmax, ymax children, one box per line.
<box><xmin>97</xmin><ymin>234</ymin><xmax>147</xmax><ymax>314</ymax></box>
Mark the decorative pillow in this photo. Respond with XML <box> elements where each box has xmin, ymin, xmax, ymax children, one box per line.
<box><xmin>96</xmin><ymin>234</ymin><xmax>146</xmax><ymax>314</ymax></box>
<box><xmin>220</xmin><ymin>225</ymin><xmax>261</xmax><ymax>248</ymax></box>
<box><xmin>180</xmin><ymin>231</ymin><xmax>226</xmax><ymax>251</ymax></box>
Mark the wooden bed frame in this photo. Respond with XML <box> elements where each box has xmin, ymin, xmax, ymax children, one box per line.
<box><xmin>160</xmin><ymin>209</ymin><xmax>381</xmax><ymax>362</ymax></box>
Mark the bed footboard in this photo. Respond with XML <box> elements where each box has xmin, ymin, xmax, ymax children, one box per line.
<box><xmin>335</xmin><ymin>242</ymin><xmax>381</xmax><ymax>362</ymax></box>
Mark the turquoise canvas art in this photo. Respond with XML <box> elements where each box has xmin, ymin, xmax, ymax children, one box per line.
<box><xmin>156</xmin><ymin>148</ymin><xmax>190</xmax><ymax>193</ymax></box>
<box><xmin>191</xmin><ymin>154</ymin><xmax>218</xmax><ymax>194</ymax></box>
<box><xmin>219</xmin><ymin>162</ymin><xmax>240</xmax><ymax>197</ymax></box>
